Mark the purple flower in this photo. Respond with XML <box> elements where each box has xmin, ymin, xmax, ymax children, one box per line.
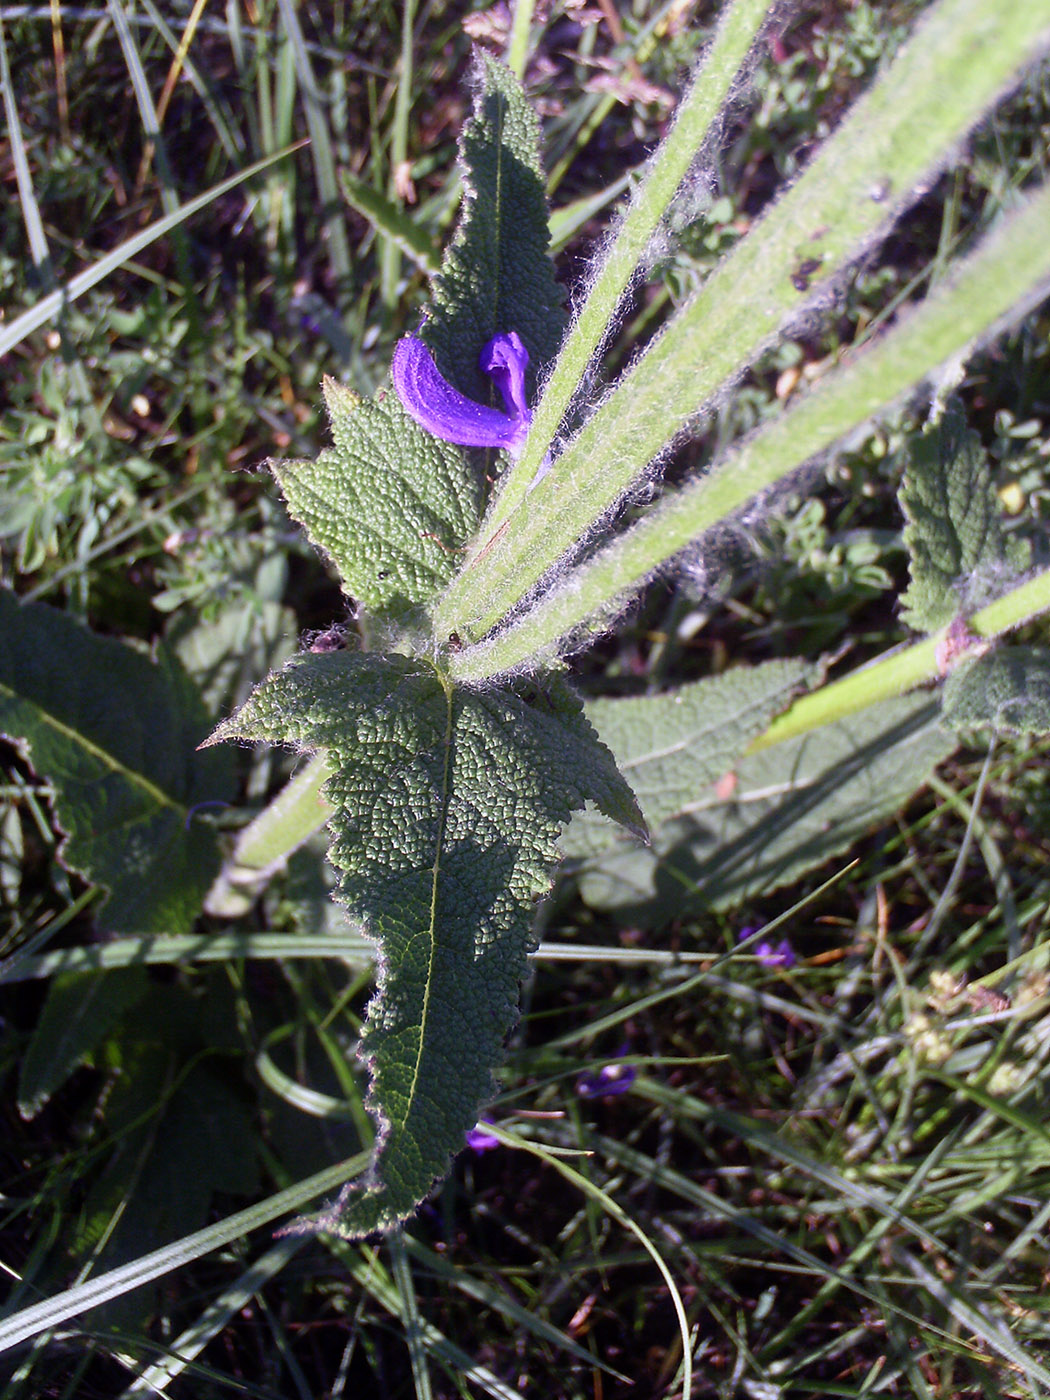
<box><xmin>576</xmin><ymin>1060</ymin><xmax>636</xmax><ymax>1099</ymax></box>
<box><xmin>738</xmin><ymin>927</ymin><xmax>796</xmax><ymax>969</ymax></box>
<box><xmin>754</xmin><ymin>940</ymin><xmax>796</xmax><ymax>969</ymax></box>
<box><xmin>391</xmin><ymin>331</ymin><xmax>531</xmax><ymax>456</ymax></box>
<box><xmin>466</xmin><ymin>1119</ymin><xmax>501</xmax><ymax>1153</ymax></box>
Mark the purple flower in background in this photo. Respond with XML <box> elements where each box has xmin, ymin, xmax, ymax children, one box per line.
<box><xmin>392</xmin><ymin>331</ymin><xmax>531</xmax><ymax>456</ymax></box>
<box><xmin>576</xmin><ymin>1059</ymin><xmax>636</xmax><ymax>1099</ymax></box>
<box><xmin>755</xmin><ymin>939</ymin><xmax>796</xmax><ymax>969</ymax></box>
<box><xmin>466</xmin><ymin>1119</ymin><xmax>501</xmax><ymax>1153</ymax></box>
<box><xmin>738</xmin><ymin>926</ymin><xmax>796</xmax><ymax>969</ymax></box>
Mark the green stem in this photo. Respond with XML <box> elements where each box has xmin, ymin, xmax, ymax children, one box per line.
<box><xmin>448</xmin><ymin>178</ymin><xmax>1050</xmax><ymax>681</ymax></box>
<box><xmin>437</xmin><ymin>0</ymin><xmax>1050</xmax><ymax>643</ymax></box>
<box><xmin>753</xmin><ymin>566</ymin><xmax>1050</xmax><ymax>751</ymax></box>
<box><xmin>485</xmin><ymin>0</ymin><xmax>772</xmax><ymax>534</ymax></box>
<box><xmin>505</xmin><ymin>0</ymin><xmax>536</xmax><ymax>79</ymax></box>
<box><xmin>380</xmin><ymin>0</ymin><xmax>417</xmax><ymax>306</ymax></box>
<box><xmin>204</xmin><ymin>751</ymin><xmax>334</xmax><ymax>917</ymax></box>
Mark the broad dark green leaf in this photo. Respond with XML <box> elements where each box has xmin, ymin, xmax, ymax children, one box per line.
<box><xmin>0</xmin><ymin>590</ymin><xmax>234</xmax><ymax>933</ymax></box>
<box><xmin>899</xmin><ymin>397</ymin><xmax>1030</xmax><ymax>633</ymax></box>
<box><xmin>577</xmin><ymin>692</ymin><xmax>955</xmax><ymax>922</ymax></box>
<box><xmin>942</xmin><ymin>646</ymin><xmax>1050</xmax><ymax>734</ymax></box>
<box><xmin>273</xmin><ymin>379</ymin><xmax>482</xmax><ymax>618</ymax></box>
<box><xmin>422</xmin><ymin>53</ymin><xmax>566</xmax><ymax>405</ymax></box>
<box><xmin>17</xmin><ymin>968</ymin><xmax>149</xmax><ymax>1118</ymax></box>
<box><xmin>77</xmin><ymin>1044</ymin><xmax>260</xmax><ymax>1330</ymax></box>
<box><xmin>209</xmin><ymin>650</ymin><xmax>641</xmax><ymax>1236</ymax></box>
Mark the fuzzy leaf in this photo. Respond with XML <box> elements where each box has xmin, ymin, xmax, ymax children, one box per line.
<box><xmin>942</xmin><ymin>646</ymin><xmax>1050</xmax><ymax>734</ymax></box>
<box><xmin>577</xmin><ymin>692</ymin><xmax>955</xmax><ymax>922</ymax></box>
<box><xmin>0</xmin><ymin>590</ymin><xmax>233</xmax><ymax>933</ymax></box>
<box><xmin>899</xmin><ymin>397</ymin><xmax>1030</xmax><ymax>633</ymax></box>
<box><xmin>563</xmin><ymin>660</ymin><xmax>813</xmax><ymax>860</ymax></box>
<box><xmin>273</xmin><ymin>381</ymin><xmax>482</xmax><ymax>617</ymax></box>
<box><xmin>208</xmin><ymin>650</ymin><xmax>641</xmax><ymax>1236</ymax></box>
<box><xmin>422</xmin><ymin>53</ymin><xmax>566</xmax><ymax>406</ymax></box>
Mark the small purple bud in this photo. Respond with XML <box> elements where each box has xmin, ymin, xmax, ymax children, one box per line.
<box><xmin>576</xmin><ymin>1060</ymin><xmax>636</xmax><ymax>1099</ymax></box>
<box><xmin>391</xmin><ymin>332</ymin><xmax>530</xmax><ymax>456</ymax></box>
<box><xmin>466</xmin><ymin>1119</ymin><xmax>501</xmax><ymax>1153</ymax></box>
<box><xmin>184</xmin><ymin>800</ymin><xmax>232</xmax><ymax>830</ymax></box>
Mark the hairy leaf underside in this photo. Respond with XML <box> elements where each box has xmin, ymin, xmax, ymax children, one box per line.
<box><xmin>574</xmin><ymin>690</ymin><xmax>955</xmax><ymax>923</ymax></box>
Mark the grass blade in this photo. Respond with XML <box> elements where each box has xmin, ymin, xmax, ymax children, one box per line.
<box><xmin>0</xmin><ymin>145</ymin><xmax>304</xmax><ymax>360</ymax></box>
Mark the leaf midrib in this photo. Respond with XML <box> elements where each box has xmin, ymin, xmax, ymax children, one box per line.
<box><xmin>0</xmin><ymin>679</ymin><xmax>183</xmax><ymax>815</ymax></box>
<box><xmin>404</xmin><ymin>666</ymin><xmax>456</xmax><ymax>1120</ymax></box>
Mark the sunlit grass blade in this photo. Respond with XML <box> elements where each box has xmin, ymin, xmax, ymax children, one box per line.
<box><xmin>388</xmin><ymin>1232</ymin><xmax>433</xmax><ymax>1400</ymax></box>
<box><xmin>401</xmin><ymin>1235</ymin><xmax>633</xmax><ymax>1384</ymax></box>
<box><xmin>341</xmin><ymin>169</ymin><xmax>440</xmax><ymax>275</ymax></box>
<box><xmin>276</xmin><ymin>0</ymin><xmax>351</xmax><ymax>286</ymax></box>
<box><xmin>0</xmin><ymin>8</ymin><xmax>103</xmax><ymax>432</ymax></box>
<box><xmin>0</xmin><ymin>145</ymin><xmax>304</xmax><ymax>359</ymax></box>
<box><xmin>134</xmin><ymin>0</ymin><xmax>244</xmax><ymax>161</ymax></box>
<box><xmin>120</xmin><ymin>1236</ymin><xmax>305</xmax><ymax>1397</ymax></box>
<box><xmin>379</xmin><ymin>0</ymin><xmax>417</xmax><ymax>308</ymax></box>
<box><xmin>488</xmin><ymin>1121</ymin><xmax>693</xmax><ymax>1400</ymax></box>
<box><xmin>0</xmin><ymin>12</ymin><xmax>49</xmax><ymax>267</ymax></box>
<box><xmin>335</xmin><ymin>1245</ymin><xmax>528</xmax><ymax>1400</ymax></box>
<box><xmin>504</xmin><ymin>0</ymin><xmax>536</xmax><ymax>79</ymax></box>
<box><xmin>547</xmin><ymin>168</ymin><xmax>635</xmax><ymax>254</ymax></box>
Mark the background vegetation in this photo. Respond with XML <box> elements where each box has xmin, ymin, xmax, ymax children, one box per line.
<box><xmin>2</xmin><ymin>0</ymin><xmax>1050</xmax><ymax>1395</ymax></box>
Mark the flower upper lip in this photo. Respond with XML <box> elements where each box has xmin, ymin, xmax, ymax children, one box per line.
<box><xmin>392</xmin><ymin>331</ymin><xmax>532</xmax><ymax>457</ymax></box>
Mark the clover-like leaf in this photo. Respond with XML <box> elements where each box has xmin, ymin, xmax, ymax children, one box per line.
<box><xmin>899</xmin><ymin>397</ymin><xmax>1030</xmax><ymax>633</ymax></box>
<box><xmin>208</xmin><ymin>650</ymin><xmax>641</xmax><ymax>1236</ymax></box>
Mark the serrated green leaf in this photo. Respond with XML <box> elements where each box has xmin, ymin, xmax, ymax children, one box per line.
<box><xmin>209</xmin><ymin>650</ymin><xmax>641</xmax><ymax>1236</ymax></box>
<box><xmin>17</xmin><ymin>968</ymin><xmax>149</xmax><ymax>1117</ymax></box>
<box><xmin>577</xmin><ymin>692</ymin><xmax>955</xmax><ymax>922</ymax></box>
<box><xmin>563</xmin><ymin>659</ymin><xmax>813</xmax><ymax>860</ymax></box>
<box><xmin>942</xmin><ymin>646</ymin><xmax>1050</xmax><ymax>734</ymax></box>
<box><xmin>0</xmin><ymin>590</ymin><xmax>234</xmax><ymax>933</ymax></box>
<box><xmin>273</xmin><ymin>381</ymin><xmax>482</xmax><ymax>618</ymax></box>
<box><xmin>899</xmin><ymin>397</ymin><xmax>1030</xmax><ymax>633</ymax></box>
<box><xmin>422</xmin><ymin>53</ymin><xmax>566</xmax><ymax>405</ymax></box>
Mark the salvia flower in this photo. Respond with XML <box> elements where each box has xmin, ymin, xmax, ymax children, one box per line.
<box><xmin>576</xmin><ymin>1059</ymin><xmax>636</xmax><ymax>1099</ymax></box>
<box><xmin>392</xmin><ymin>330</ymin><xmax>531</xmax><ymax>457</ymax></box>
